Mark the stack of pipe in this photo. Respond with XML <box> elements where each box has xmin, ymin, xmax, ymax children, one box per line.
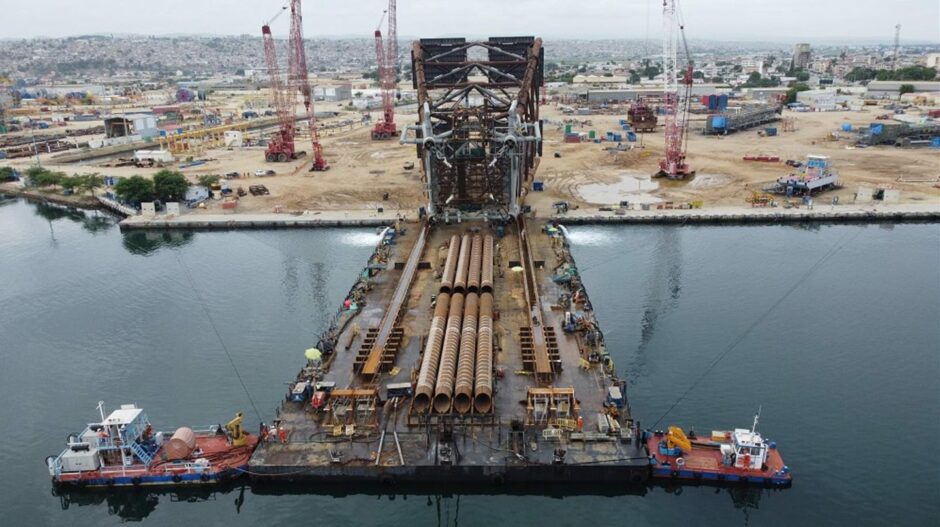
<box><xmin>413</xmin><ymin>292</ymin><xmax>450</xmax><ymax>413</ymax></box>
<box><xmin>414</xmin><ymin>233</ymin><xmax>498</xmax><ymax>414</ymax></box>
<box><xmin>453</xmin><ymin>234</ymin><xmax>471</xmax><ymax>293</ymax></box>
<box><xmin>474</xmin><ymin>292</ymin><xmax>494</xmax><ymax>413</ymax></box>
<box><xmin>439</xmin><ymin>235</ymin><xmax>460</xmax><ymax>294</ymax></box>
<box><xmin>481</xmin><ymin>235</ymin><xmax>494</xmax><ymax>293</ymax></box>
<box><xmin>453</xmin><ymin>292</ymin><xmax>478</xmax><ymax>413</ymax></box>
<box><xmin>433</xmin><ymin>292</ymin><xmax>464</xmax><ymax>413</ymax></box>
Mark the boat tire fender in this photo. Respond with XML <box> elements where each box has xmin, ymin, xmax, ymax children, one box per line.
<box><xmin>200</xmin><ymin>473</ymin><xmax>210</xmax><ymax>482</ymax></box>
<box><xmin>172</xmin><ymin>475</ymin><xmax>182</xmax><ymax>483</ymax></box>
<box><xmin>131</xmin><ymin>477</ymin><xmax>142</xmax><ymax>486</ymax></box>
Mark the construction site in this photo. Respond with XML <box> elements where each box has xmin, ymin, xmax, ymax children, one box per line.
<box><xmin>2</xmin><ymin>8</ymin><xmax>939</xmax><ymax>218</ymax></box>
<box><xmin>241</xmin><ymin>18</ymin><xmax>651</xmax><ymax>483</ymax></box>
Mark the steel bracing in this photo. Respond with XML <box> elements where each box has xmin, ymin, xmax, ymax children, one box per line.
<box><xmin>401</xmin><ymin>37</ymin><xmax>544</xmax><ymax>219</ymax></box>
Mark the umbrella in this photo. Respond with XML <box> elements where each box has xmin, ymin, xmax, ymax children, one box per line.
<box><xmin>304</xmin><ymin>348</ymin><xmax>322</xmax><ymax>361</ymax></box>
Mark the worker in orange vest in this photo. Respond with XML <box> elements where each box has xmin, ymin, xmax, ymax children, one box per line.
<box><xmin>576</xmin><ymin>415</ymin><xmax>584</xmax><ymax>432</ymax></box>
<box><xmin>278</xmin><ymin>427</ymin><xmax>288</xmax><ymax>444</ymax></box>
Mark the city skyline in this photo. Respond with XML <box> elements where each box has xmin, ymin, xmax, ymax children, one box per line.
<box><xmin>3</xmin><ymin>0</ymin><xmax>939</xmax><ymax>42</ymax></box>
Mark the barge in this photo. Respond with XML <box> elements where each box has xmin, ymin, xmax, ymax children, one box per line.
<box><xmin>47</xmin><ymin>403</ymin><xmax>258</xmax><ymax>487</ymax></box>
<box><xmin>248</xmin><ymin>217</ymin><xmax>651</xmax><ymax>484</ymax></box>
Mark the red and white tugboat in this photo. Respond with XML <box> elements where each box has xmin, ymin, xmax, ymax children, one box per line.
<box><xmin>646</xmin><ymin>410</ymin><xmax>792</xmax><ymax>487</ymax></box>
<box><xmin>46</xmin><ymin>402</ymin><xmax>258</xmax><ymax>487</ymax></box>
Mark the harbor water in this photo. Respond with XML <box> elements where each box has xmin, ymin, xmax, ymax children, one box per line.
<box><xmin>0</xmin><ymin>196</ymin><xmax>937</xmax><ymax>526</ymax></box>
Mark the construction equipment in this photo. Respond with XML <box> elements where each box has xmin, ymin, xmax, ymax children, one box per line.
<box><xmin>371</xmin><ymin>0</ymin><xmax>398</xmax><ymax>140</ymax></box>
<box><xmin>225</xmin><ymin>412</ymin><xmax>249</xmax><ymax>447</ymax></box>
<box><xmin>655</xmin><ymin>0</ymin><xmax>695</xmax><ymax>179</ymax></box>
<box><xmin>666</xmin><ymin>425</ymin><xmax>692</xmax><ymax>454</ymax></box>
<box><xmin>260</xmin><ymin>1</ymin><xmax>328</xmax><ymax>170</ymax></box>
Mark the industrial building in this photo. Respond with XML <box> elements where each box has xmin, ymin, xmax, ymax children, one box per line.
<box><xmin>866</xmin><ymin>81</ymin><xmax>940</xmax><ymax>99</ymax></box>
<box><xmin>704</xmin><ymin>104</ymin><xmax>780</xmax><ymax>134</ymax></box>
<box><xmin>103</xmin><ymin>114</ymin><xmax>159</xmax><ymax>139</ymax></box>
<box><xmin>586</xmin><ymin>84</ymin><xmax>731</xmax><ymax>104</ymax></box>
<box><xmin>314</xmin><ymin>83</ymin><xmax>353</xmax><ymax>101</ymax></box>
<box><xmin>792</xmin><ymin>43</ymin><xmax>812</xmax><ymax>70</ymax></box>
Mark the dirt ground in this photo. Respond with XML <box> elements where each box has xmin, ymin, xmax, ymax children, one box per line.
<box><xmin>527</xmin><ymin>105</ymin><xmax>940</xmax><ymax>214</ymax></box>
<box><xmin>5</xmin><ymin>100</ymin><xmax>939</xmax><ymax>216</ymax></box>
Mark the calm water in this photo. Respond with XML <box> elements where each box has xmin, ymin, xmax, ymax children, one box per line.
<box><xmin>1</xmin><ymin>196</ymin><xmax>937</xmax><ymax>526</ymax></box>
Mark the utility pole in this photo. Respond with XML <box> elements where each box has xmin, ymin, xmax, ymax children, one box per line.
<box><xmin>893</xmin><ymin>24</ymin><xmax>901</xmax><ymax>71</ymax></box>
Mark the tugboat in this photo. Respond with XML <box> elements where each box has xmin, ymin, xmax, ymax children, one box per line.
<box><xmin>646</xmin><ymin>410</ymin><xmax>792</xmax><ymax>487</ymax></box>
<box><xmin>46</xmin><ymin>402</ymin><xmax>259</xmax><ymax>487</ymax></box>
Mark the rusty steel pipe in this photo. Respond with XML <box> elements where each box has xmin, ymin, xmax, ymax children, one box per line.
<box><xmin>433</xmin><ymin>292</ymin><xmax>464</xmax><ymax>413</ymax></box>
<box><xmin>413</xmin><ymin>292</ymin><xmax>450</xmax><ymax>413</ymax></box>
<box><xmin>453</xmin><ymin>292</ymin><xmax>479</xmax><ymax>414</ymax></box>
<box><xmin>480</xmin><ymin>234</ymin><xmax>494</xmax><ymax>293</ymax></box>
<box><xmin>467</xmin><ymin>234</ymin><xmax>483</xmax><ymax>293</ymax></box>
<box><xmin>474</xmin><ymin>292</ymin><xmax>494</xmax><ymax>414</ymax></box>
<box><xmin>439</xmin><ymin>235</ymin><xmax>460</xmax><ymax>294</ymax></box>
<box><xmin>452</xmin><ymin>234</ymin><xmax>471</xmax><ymax>294</ymax></box>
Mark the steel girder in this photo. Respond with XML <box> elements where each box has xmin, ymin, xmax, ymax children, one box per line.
<box><xmin>401</xmin><ymin>37</ymin><xmax>543</xmax><ymax>220</ymax></box>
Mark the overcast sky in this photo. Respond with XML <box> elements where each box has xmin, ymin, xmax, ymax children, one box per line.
<box><xmin>3</xmin><ymin>0</ymin><xmax>938</xmax><ymax>43</ymax></box>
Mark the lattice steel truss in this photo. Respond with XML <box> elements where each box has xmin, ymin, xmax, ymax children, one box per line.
<box><xmin>401</xmin><ymin>37</ymin><xmax>544</xmax><ymax>220</ymax></box>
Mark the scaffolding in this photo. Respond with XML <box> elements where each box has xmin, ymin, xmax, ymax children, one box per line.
<box><xmin>156</xmin><ymin>122</ymin><xmax>251</xmax><ymax>155</ymax></box>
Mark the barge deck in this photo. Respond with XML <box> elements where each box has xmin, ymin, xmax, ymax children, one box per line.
<box><xmin>248</xmin><ymin>217</ymin><xmax>649</xmax><ymax>484</ymax></box>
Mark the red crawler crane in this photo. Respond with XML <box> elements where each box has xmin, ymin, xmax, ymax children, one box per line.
<box><xmin>371</xmin><ymin>0</ymin><xmax>398</xmax><ymax>140</ymax></box>
<box><xmin>656</xmin><ymin>0</ymin><xmax>695</xmax><ymax>179</ymax></box>
<box><xmin>261</xmin><ymin>0</ymin><xmax>328</xmax><ymax>170</ymax></box>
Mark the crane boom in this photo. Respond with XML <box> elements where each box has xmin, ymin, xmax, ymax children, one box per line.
<box><xmin>656</xmin><ymin>0</ymin><xmax>695</xmax><ymax>179</ymax></box>
<box><xmin>262</xmin><ymin>23</ymin><xmax>296</xmax><ymax>162</ymax></box>
<box><xmin>371</xmin><ymin>0</ymin><xmax>398</xmax><ymax>140</ymax></box>
<box><xmin>287</xmin><ymin>0</ymin><xmax>328</xmax><ymax>170</ymax></box>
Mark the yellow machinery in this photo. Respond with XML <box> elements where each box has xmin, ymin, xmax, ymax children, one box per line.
<box><xmin>666</xmin><ymin>426</ymin><xmax>692</xmax><ymax>454</ymax></box>
<box><xmin>746</xmin><ymin>191</ymin><xmax>775</xmax><ymax>208</ymax></box>
<box><xmin>225</xmin><ymin>412</ymin><xmax>249</xmax><ymax>447</ymax></box>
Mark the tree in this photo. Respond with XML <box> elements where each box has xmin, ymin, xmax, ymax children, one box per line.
<box><xmin>692</xmin><ymin>70</ymin><xmax>705</xmax><ymax>79</ymax></box>
<box><xmin>78</xmin><ymin>173</ymin><xmax>103</xmax><ymax>196</ymax></box>
<box><xmin>845</xmin><ymin>67</ymin><xmax>876</xmax><ymax>82</ymax></box>
<box><xmin>26</xmin><ymin>167</ymin><xmax>64</xmax><ymax>189</ymax></box>
<box><xmin>628</xmin><ymin>70</ymin><xmax>641</xmax><ymax>84</ymax></box>
<box><xmin>785</xmin><ymin>82</ymin><xmax>811</xmax><ymax>104</ymax></box>
<box><xmin>114</xmin><ymin>175</ymin><xmax>154</xmax><ymax>204</ymax></box>
<box><xmin>795</xmin><ymin>71</ymin><xmax>810</xmax><ymax>82</ymax></box>
<box><xmin>152</xmin><ymin>170</ymin><xmax>190</xmax><ymax>202</ymax></box>
<box><xmin>898</xmin><ymin>84</ymin><xmax>915</xmax><ymax>97</ymax></box>
<box><xmin>0</xmin><ymin>166</ymin><xmax>15</xmax><ymax>182</ymax></box>
<box><xmin>197</xmin><ymin>174</ymin><xmax>220</xmax><ymax>188</ymax></box>
<box><xmin>60</xmin><ymin>176</ymin><xmax>80</xmax><ymax>193</ymax></box>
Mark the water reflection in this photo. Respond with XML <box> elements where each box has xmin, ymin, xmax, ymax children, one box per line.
<box><xmin>122</xmin><ymin>230</ymin><xmax>195</xmax><ymax>256</ymax></box>
<box><xmin>30</xmin><ymin>201</ymin><xmax>118</xmax><ymax>236</ymax></box>
<box><xmin>53</xmin><ymin>484</ymin><xmax>247</xmax><ymax>522</ymax></box>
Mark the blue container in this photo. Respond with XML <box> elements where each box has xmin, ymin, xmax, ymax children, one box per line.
<box><xmin>611</xmin><ymin>133</ymin><xmax>622</xmax><ymax>142</ymax></box>
<box><xmin>708</xmin><ymin>94</ymin><xmax>718</xmax><ymax>110</ymax></box>
<box><xmin>931</xmin><ymin>137</ymin><xmax>940</xmax><ymax>148</ymax></box>
<box><xmin>619</xmin><ymin>119</ymin><xmax>628</xmax><ymax>126</ymax></box>
<box><xmin>765</xmin><ymin>127</ymin><xmax>777</xmax><ymax>136</ymax></box>
<box><xmin>718</xmin><ymin>94</ymin><xmax>728</xmax><ymax>111</ymax></box>
<box><xmin>841</xmin><ymin>123</ymin><xmax>852</xmax><ymax>132</ymax></box>
<box><xmin>627</xmin><ymin>131</ymin><xmax>637</xmax><ymax>142</ymax></box>
<box><xmin>871</xmin><ymin>124</ymin><xmax>883</xmax><ymax>135</ymax></box>
<box><xmin>532</xmin><ymin>181</ymin><xmax>544</xmax><ymax>191</ymax></box>
<box><xmin>712</xmin><ymin>116</ymin><xmax>727</xmax><ymax>129</ymax></box>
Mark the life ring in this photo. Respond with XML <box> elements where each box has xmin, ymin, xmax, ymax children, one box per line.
<box><xmin>675</xmin><ymin>457</ymin><xmax>685</xmax><ymax>468</ymax></box>
<box><xmin>172</xmin><ymin>474</ymin><xmax>182</xmax><ymax>483</ymax></box>
<box><xmin>131</xmin><ymin>477</ymin><xmax>142</xmax><ymax>486</ymax></box>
